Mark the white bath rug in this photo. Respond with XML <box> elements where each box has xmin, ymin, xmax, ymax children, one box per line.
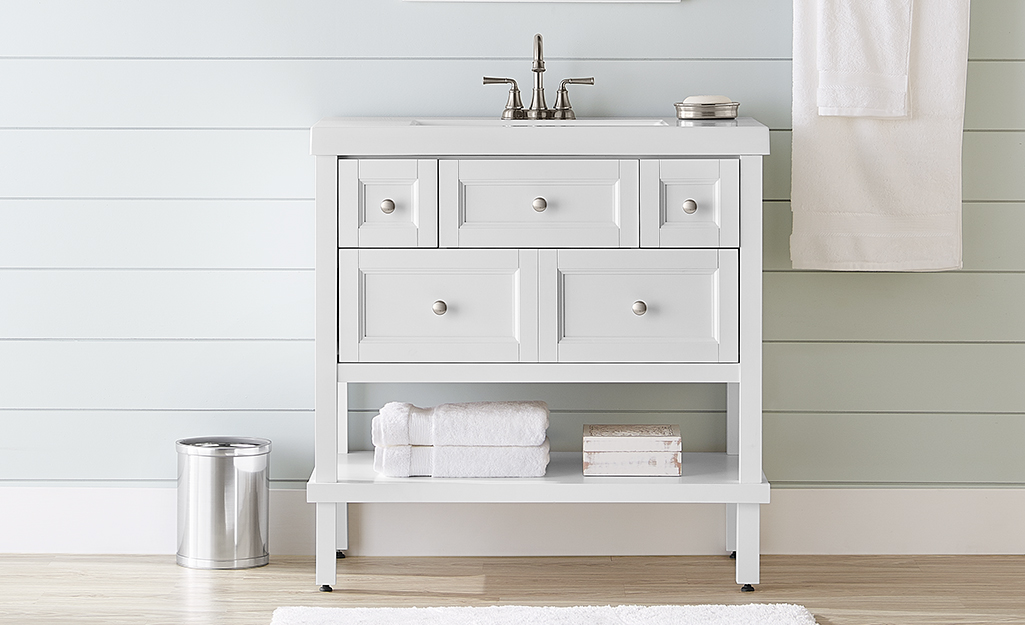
<box><xmin>270</xmin><ymin>604</ymin><xmax>817</xmax><ymax>625</ymax></box>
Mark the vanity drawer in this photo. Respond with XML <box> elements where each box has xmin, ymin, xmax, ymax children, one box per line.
<box><xmin>640</xmin><ymin>159</ymin><xmax>740</xmax><ymax>248</ymax></box>
<box><xmin>539</xmin><ymin>249</ymin><xmax>738</xmax><ymax>363</ymax></box>
<box><xmin>439</xmin><ymin>159</ymin><xmax>639</xmax><ymax>248</ymax></box>
<box><xmin>338</xmin><ymin>249</ymin><xmax>538</xmax><ymax>363</ymax></box>
<box><xmin>338</xmin><ymin>159</ymin><xmax>438</xmax><ymax>248</ymax></box>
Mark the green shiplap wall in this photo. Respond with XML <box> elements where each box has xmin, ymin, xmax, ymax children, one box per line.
<box><xmin>0</xmin><ymin>0</ymin><xmax>1021</xmax><ymax>490</ymax></box>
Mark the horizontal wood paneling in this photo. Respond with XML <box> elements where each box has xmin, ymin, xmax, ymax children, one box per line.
<box><xmin>0</xmin><ymin>59</ymin><xmax>793</xmax><ymax>129</ymax></box>
<box><xmin>764</xmin><ymin>343</ymin><xmax>1025</xmax><ymax>414</ymax></box>
<box><xmin>0</xmin><ymin>270</ymin><xmax>313</xmax><ymax>339</ymax></box>
<box><xmin>0</xmin><ymin>199</ymin><xmax>313</xmax><ymax>269</ymax></box>
<box><xmin>762</xmin><ymin>201</ymin><xmax>794</xmax><ymax>269</ymax></box>
<box><xmin>764</xmin><ymin>413</ymin><xmax>1025</xmax><ymax>484</ymax></box>
<box><xmin>0</xmin><ymin>410</ymin><xmax>313</xmax><ymax>481</ymax></box>
<box><xmin>763</xmin><ymin>131</ymin><xmax>792</xmax><ymax>201</ymax></box>
<box><xmin>964</xmin><ymin>62</ymin><xmax>1025</xmax><ymax>130</ymax></box>
<box><xmin>963</xmin><ymin>132</ymin><xmax>1025</xmax><ymax>201</ymax></box>
<box><xmin>764</xmin><ymin>272</ymin><xmax>1025</xmax><ymax>342</ymax></box>
<box><xmin>968</xmin><ymin>0</ymin><xmax>1025</xmax><ymax>60</ymax></box>
<box><xmin>347</xmin><ymin>382</ymin><xmax>725</xmax><ymax>413</ymax></box>
<box><xmin>3</xmin><ymin>0</ymin><xmax>1020</xmax><ymax>61</ymax></box>
<box><xmin>765</xmin><ymin>203</ymin><xmax>1025</xmax><ymax>272</ymax></box>
<box><xmin>0</xmin><ymin>0</ymin><xmax>793</xmax><ymax>59</ymax></box>
<box><xmin>0</xmin><ymin>341</ymin><xmax>312</xmax><ymax>410</ymax></box>
<box><xmin>2</xmin><ymin>58</ymin><xmax>1016</xmax><ymax>131</ymax></box>
<box><xmin>0</xmin><ymin>130</ymin><xmax>311</xmax><ymax>199</ymax></box>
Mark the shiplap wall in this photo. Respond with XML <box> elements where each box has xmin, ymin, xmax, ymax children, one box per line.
<box><xmin>0</xmin><ymin>0</ymin><xmax>1022</xmax><ymax>543</ymax></box>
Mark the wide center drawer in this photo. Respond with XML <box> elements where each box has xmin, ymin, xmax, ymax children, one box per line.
<box><xmin>440</xmin><ymin>159</ymin><xmax>639</xmax><ymax>248</ymax></box>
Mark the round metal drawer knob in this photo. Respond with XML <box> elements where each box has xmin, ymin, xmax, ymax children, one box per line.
<box><xmin>532</xmin><ymin>197</ymin><xmax>548</xmax><ymax>212</ymax></box>
<box><xmin>632</xmin><ymin>300</ymin><xmax>647</xmax><ymax>316</ymax></box>
<box><xmin>682</xmin><ymin>199</ymin><xmax>698</xmax><ymax>214</ymax></box>
<box><xmin>380</xmin><ymin>198</ymin><xmax>396</xmax><ymax>214</ymax></box>
<box><xmin>432</xmin><ymin>300</ymin><xmax>448</xmax><ymax>316</ymax></box>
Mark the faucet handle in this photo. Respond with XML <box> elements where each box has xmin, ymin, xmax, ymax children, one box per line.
<box><xmin>483</xmin><ymin>77</ymin><xmax>527</xmax><ymax>120</ymax></box>
<box><xmin>552</xmin><ymin>77</ymin><xmax>594</xmax><ymax>120</ymax></box>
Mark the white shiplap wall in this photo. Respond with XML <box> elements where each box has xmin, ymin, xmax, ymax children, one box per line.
<box><xmin>1</xmin><ymin>0</ymin><xmax>1023</xmax><ymax>554</ymax></box>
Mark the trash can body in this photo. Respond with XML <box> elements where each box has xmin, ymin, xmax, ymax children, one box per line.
<box><xmin>176</xmin><ymin>437</ymin><xmax>271</xmax><ymax>569</ymax></box>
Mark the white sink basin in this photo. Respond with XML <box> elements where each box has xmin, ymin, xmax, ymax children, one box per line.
<box><xmin>411</xmin><ymin>118</ymin><xmax>669</xmax><ymax>127</ymax></box>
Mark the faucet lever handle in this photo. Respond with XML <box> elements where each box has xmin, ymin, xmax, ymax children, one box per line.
<box><xmin>552</xmin><ymin>77</ymin><xmax>595</xmax><ymax>120</ymax></box>
<box><xmin>483</xmin><ymin>77</ymin><xmax>527</xmax><ymax>120</ymax></box>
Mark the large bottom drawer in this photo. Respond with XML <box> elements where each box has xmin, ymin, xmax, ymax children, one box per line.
<box><xmin>339</xmin><ymin>249</ymin><xmax>738</xmax><ymax>363</ymax></box>
<box><xmin>541</xmin><ymin>249</ymin><xmax>739</xmax><ymax>363</ymax></box>
<box><xmin>338</xmin><ymin>249</ymin><xmax>537</xmax><ymax>363</ymax></box>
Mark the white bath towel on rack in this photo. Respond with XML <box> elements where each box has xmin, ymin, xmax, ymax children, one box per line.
<box><xmin>790</xmin><ymin>0</ymin><xmax>970</xmax><ymax>271</ymax></box>
<box><xmin>373</xmin><ymin>439</ymin><xmax>551</xmax><ymax>478</ymax></box>
<box><xmin>371</xmin><ymin>401</ymin><xmax>549</xmax><ymax>448</ymax></box>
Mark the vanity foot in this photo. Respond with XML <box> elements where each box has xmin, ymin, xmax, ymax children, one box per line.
<box><xmin>740</xmin><ymin>584</ymin><xmax>755</xmax><ymax>592</ymax></box>
<box><xmin>319</xmin><ymin>585</ymin><xmax>333</xmax><ymax>592</ymax></box>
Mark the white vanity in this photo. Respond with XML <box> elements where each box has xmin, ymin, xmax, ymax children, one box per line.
<box><xmin>307</xmin><ymin>116</ymin><xmax>770</xmax><ymax>591</ymax></box>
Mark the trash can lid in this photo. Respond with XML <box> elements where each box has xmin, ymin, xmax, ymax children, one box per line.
<box><xmin>176</xmin><ymin>436</ymin><xmax>271</xmax><ymax>457</ymax></box>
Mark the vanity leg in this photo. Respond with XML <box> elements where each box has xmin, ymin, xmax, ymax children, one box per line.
<box><xmin>726</xmin><ymin>503</ymin><xmax>738</xmax><ymax>555</ymax></box>
<box><xmin>316</xmin><ymin>502</ymin><xmax>337</xmax><ymax>590</ymax></box>
<box><xmin>735</xmin><ymin>503</ymin><xmax>760</xmax><ymax>590</ymax></box>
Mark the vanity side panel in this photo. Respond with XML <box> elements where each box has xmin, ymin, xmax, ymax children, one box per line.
<box><xmin>737</xmin><ymin>154</ymin><xmax>763</xmax><ymax>484</ymax></box>
<box><xmin>315</xmin><ymin>155</ymin><xmax>339</xmax><ymax>483</ymax></box>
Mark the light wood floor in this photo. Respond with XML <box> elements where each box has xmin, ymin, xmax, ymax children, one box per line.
<box><xmin>2</xmin><ymin>554</ymin><xmax>1024</xmax><ymax>625</ymax></box>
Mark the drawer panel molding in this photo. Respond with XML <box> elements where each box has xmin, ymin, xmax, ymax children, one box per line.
<box><xmin>339</xmin><ymin>249</ymin><xmax>538</xmax><ymax>363</ymax></box>
<box><xmin>440</xmin><ymin>159</ymin><xmax>639</xmax><ymax>248</ymax></box>
<box><xmin>339</xmin><ymin>159</ymin><xmax>438</xmax><ymax>248</ymax></box>
<box><xmin>641</xmin><ymin>158</ymin><xmax>740</xmax><ymax>248</ymax></box>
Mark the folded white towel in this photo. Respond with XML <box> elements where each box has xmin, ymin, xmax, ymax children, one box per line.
<box><xmin>816</xmin><ymin>0</ymin><xmax>913</xmax><ymax>117</ymax></box>
<box><xmin>373</xmin><ymin>438</ymin><xmax>551</xmax><ymax>478</ymax></box>
<box><xmin>371</xmin><ymin>401</ymin><xmax>549</xmax><ymax>447</ymax></box>
<box><xmin>791</xmin><ymin>0</ymin><xmax>970</xmax><ymax>271</ymax></box>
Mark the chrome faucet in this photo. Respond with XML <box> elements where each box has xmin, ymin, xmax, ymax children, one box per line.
<box><xmin>527</xmin><ymin>34</ymin><xmax>548</xmax><ymax>119</ymax></box>
<box><xmin>484</xmin><ymin>34</ymin><xmax>593</xmax><ymax>120</ymax></box>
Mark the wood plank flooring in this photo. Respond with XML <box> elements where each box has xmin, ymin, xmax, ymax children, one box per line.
<box><xmin>2</xmin><ymin>554</ymin><xmax>1024</xmax><ymax>625</ymax></box>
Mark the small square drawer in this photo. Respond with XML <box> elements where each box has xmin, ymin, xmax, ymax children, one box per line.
<box><xmin>440</xmin><ymin>159</ymin><xmax>639</xmax><ymax>248</ymax></box>
<box><xmin>640</xmin><ymin>159</ymin><xmax>740</xmax><ymax>248</ymax></box>
<box><xmin>338</xmin><ymin>249</ymin><xmax>538</xmax><ymax>363</ymax></box>
<box><xmin>540</xmin><ymin>249</ymin><xmax>738</xmax><ymax>363</ymax></box>
<box><xmin>338</xmin><ymin>159</ymin><xmax>438</xmax><ymax>248</ymax></box>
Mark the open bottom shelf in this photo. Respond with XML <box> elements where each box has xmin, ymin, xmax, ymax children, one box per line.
<box><xmin>307</xmin><ymin>451</ymin><xmax>769</xmax><ymax>505</ymax></box>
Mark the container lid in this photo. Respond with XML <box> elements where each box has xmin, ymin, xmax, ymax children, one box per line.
<box><xmin>176</xmin><ymin>436</ymin><xmax>271</xmax><ymax>457</ymax></box>
<box><xmin>583</xmin><ymin>424</ymin><xmax>682</xmax><ymax>453</ymax></box>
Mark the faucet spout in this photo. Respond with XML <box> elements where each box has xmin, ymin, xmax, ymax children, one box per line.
<box><xmin>527</xmin><ymin>33</ymin><xmax>550</xmax><ymax>119</ymax></box>
<box><xmin>532</xmin><ymin>33</ymin><xmax>545</xmax><ymax>72</ymax></box>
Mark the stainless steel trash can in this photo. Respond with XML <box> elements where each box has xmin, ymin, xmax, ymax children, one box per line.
<box><xmin>176</xmin><ymin>436</ymin><xmax>271</xmax><ymax>569</ymax></box>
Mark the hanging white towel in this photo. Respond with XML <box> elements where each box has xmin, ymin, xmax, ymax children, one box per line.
<box><xmin>791</xmin><ymin>0</ymin><xmax>970</xmax><ymax>271</ymax></box>
<box><xmin>373</xmin><ymin>439</ymin><xmax>551</xmax><ymax>478</ymax></box>
<box><xmin>816</xmin><ymin>0</ymin><xmax>913</xmax><ymax>117</ymax></box>
<box><xmin>370</xmin><ymin>401</ymin><xmax>549</xmax><ymax>448</ymax></box>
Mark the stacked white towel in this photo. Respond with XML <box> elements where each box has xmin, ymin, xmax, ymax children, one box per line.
<box><xmin>371</xmin><ymin>401</ymin><xmax>550</xmax><ymax>478</ymax></box>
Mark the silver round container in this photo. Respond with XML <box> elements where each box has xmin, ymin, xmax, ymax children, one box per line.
<box><xmin>674</xmin><ymin>101</ymin><xmax>740</xmax><ymax>120</ymax></box>
<box><xmin>176</xmin><ymin>436</ymin><xmax>271</xmax><ymax>569</ymax></box>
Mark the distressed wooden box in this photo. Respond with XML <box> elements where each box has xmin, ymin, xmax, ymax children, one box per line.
<box><xmin>582</xmin><ymin>424</ymin><xmax>683</xmax><ymax>476</ymax></box>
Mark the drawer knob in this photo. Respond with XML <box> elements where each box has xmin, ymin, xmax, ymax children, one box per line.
<box><xmin>682</xmin><ymin>198</ymin><xmax>698</xmax><ymax>214</ymax></box>
<box><xmin>532</xmin><ymin>197</ymin><xmax>548</xmax><ymax>212</ymax></box>
<box><xmin>380</xmin><ymin>198</ymin><xmax>396</xmax><ymax>214</ymax></box>
<box><xmin>632</xmin><ymin>300</ymin><xmax>648</xmax><ymax>316</ymax></box>
<box><xmin>432</xmin><ymin>300</ymin><xmax>448</xmax><ymax>316</ymax></box>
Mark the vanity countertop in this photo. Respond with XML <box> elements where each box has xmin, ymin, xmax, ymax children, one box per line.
<box><xmin>311</xmin><ymin>116</ymin><xmax>769</xmax><ymax>157</ymax></box>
